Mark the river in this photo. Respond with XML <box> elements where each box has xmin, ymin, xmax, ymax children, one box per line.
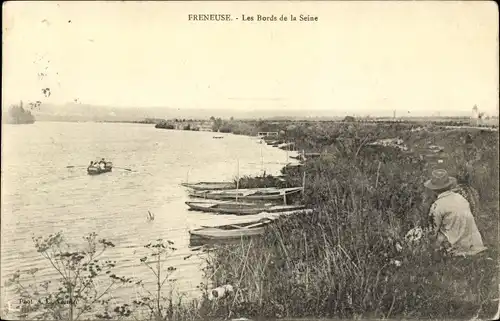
<box><xmin>1</xmin><ymin>121</ymin><xmax>291</xmax><ymax>308</ymax></box>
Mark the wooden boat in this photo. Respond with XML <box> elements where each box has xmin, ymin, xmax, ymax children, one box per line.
<box><xmin>278</xmin><ymin>143</ymin><xmax>294</xmax><ymax>150</ymax></box>
<box><xmin>284</xmin><ymin>163</ymin><xmax>304</xmax><ymax>168</ymax></box>
<box><xmin>87</xmin><ymin>162</ymin><xmax>113</xmax><ymax>175</ymax></box>
<box><xmin>189</xmin><ymin>219</ymin><xmax>272</xmax><ymax>244</ymax></box>
<box><xmin>304</xmin><ymin>152</ymin><xmax>321</xmax><ymax>158</ymax></box>
<box><xmin>289</xmin><ymin>154</ymin><xmax>304</xmax><ymax>160</ymax></box>
<box><xmin>186</xmin><ymin>200</ymin><xmax>306</xmax><ymax>215</ymax></box>
<box><xmin>188</xmin><ymin>186</ymin><xmax>303</xmax><ymax>201</ymax></box>
<box><xmin>266</xmin><ymin>140</ymin><xmax>283</xmax><ymax>146</ymax></box>
<box><xmin>181</xmin><ymin>181</ymin><xmax>236</xmax><ymax>191</ymax></box>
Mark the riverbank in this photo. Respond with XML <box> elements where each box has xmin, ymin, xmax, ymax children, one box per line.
<box><xmin>202</xmin><ymin>121</ymin><xmax>499</xmax><ymax>320</ymax></box>
<box><xmin>3</xmin><ymin>121</ymin><xmax>498</xmax><ymax>320</ymax></box>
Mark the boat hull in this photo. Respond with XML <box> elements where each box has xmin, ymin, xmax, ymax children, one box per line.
<box><xmin>189</xmin><ymin>220</ymin><xmax>271</xmax><ymax>246</ymax></box>
<box><xmin>189</xmin><ymin>227</ymin><xmax>265</xmax><ymax>239</ymax></box>
<box><xmin>186</xmin><ymin>201</ymin><xmax>305</xmax><ymax>215</ymax></box>
<box><xmin>181</xmin><ymin>182</ymin><xmax>236</xmax><ymax>190</ymax></box>
<box><xmin>87</xmin><ymin>162</ymin><xmax>113</xmax><ymax>175</ymax></box>
<box><xmin>189</xmin><ymin>187</ymin><xmax>303</xmax><ymax>201</ymax></box>
<box><xmin>87</xmin><ymin>168</ymin><xmax>112</xmax><ymax>175</ymax></box>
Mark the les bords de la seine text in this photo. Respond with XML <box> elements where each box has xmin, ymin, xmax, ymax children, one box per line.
<box><xmin>188</xmin><ymin>13</ymin><xmax>318</xmax><ymax>22</ymax></box>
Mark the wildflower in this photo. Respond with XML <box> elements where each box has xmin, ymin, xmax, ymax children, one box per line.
<box><xmin>391</xmin><ymin>259</ymin><xmax>402</xmax><ymax>267</ymax></box>
<box><xmin>405</xmin><ymin>227</ymin><xmax>423</xmax><ymax>244</ymax></box>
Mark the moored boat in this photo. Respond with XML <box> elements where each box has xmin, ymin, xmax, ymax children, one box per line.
<box><xmin>181</xmin><ymin>181</ymin><xmax>236</xmax><ymax>190</ymax></box>
<box><xmin>278</xmin><ymin>142</ymin><xmax>294</xmax><ymax>150</ymax></box>
<box><xmin>188</xmin><ymin>186</ymin><xmax>303</xmax><ymax>201</ymax></box>
<box><xmin>266</xmin><ymin>140</ymin><xmax>283</xmax><ymax>146</ymax></box>
<box><xmin>185</xmin><ymin>200</ymin><xmax>306</xmax><ymax>215</ymax></box>
<box><xmin>289</xmin><ymin>154</ymin><xmax>304</xmax><ymax>160</ymax></box>
<box><xmin>304</xmin><ymin>152</ymin><xmax>321</xmax><ymax>158</ymax></box>
<box><xmin>189</xmin><ymin>219</ymin><xmax>272</xmax><ymax>246</ymax></box>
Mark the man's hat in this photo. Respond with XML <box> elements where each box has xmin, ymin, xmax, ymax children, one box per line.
<box><xmin>424</xmin><ymin>169</ymin><xmax>457</xmax><ymax>191</ymax></box>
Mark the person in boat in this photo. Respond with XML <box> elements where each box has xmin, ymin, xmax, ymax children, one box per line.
<box><xmin>98</xmin><ymin>158</ymin><xmax>106</xmax><ymax>170</ymax></box>
<box><xmin>424</xmin><ymin>169</ymin><xmax>486</xmax><ymax>257</ymax></box>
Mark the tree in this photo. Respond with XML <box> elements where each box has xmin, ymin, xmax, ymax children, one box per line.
<box><xmin>132</xmin><ymin>239</ymin><xmax>180</xmax><ymax>320</ymax></box>
<box><xmin>211</xmin><ymin>117</ymin><xmax>224</xmax><ymax>132</ymax></box>
<box><xmin>5</xmin><ymin>101</ymin><xmax>36</xmax><ymax>124</ymax></box>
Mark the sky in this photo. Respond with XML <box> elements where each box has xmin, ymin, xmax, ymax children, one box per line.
<box><xmin>2</xmin><ymin>1</ymin><xmax>499</xmax><ymax>116</ymax></box>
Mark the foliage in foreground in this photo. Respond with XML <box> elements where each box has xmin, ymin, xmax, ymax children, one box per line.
<box><xmin>2</xmin><ymin>234</ymin><xmax>208</xmax><ymax>321</ymax></box>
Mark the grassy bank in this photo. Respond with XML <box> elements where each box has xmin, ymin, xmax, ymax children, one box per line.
<box><xmin>203</xmin><ymin>122</ymin><xmax>499</xmax><ymax>319</ymax></box>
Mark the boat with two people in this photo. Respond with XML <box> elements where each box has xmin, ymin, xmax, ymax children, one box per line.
<box><xmin>185</xmin><ymin>199</ymin><xmax>306</xmax><ymax>215</ymax></box>
<box><xmin>189</xmin><ymin>186</ymin><xmax>304</xmax><ymax>201</ymax></box>
<box><xmin>87</xmin><ymin>158</ymin><xmax>113</xmax><ymax>175</ymax></box>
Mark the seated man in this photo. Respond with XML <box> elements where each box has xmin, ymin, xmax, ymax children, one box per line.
<box><xmin>424</xmin><ymin>169</ymin><xmax>487</xmax><ymax>257</ymax></box>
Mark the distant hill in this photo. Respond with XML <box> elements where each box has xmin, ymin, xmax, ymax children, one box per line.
<box><xmin>31</xmin><ymin>103</ymin><xmax>343</xmax><ymax>122</ymax></box>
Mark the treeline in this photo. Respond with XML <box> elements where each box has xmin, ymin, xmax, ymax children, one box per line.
<box><xmin>3</xmin><ymin>101</ymin><xmax>36</xmax><ymax>124</ymax></box>
<box><xmin>155</xmin><ymin>116</ymin><xmax>497</xmax><ymax>135</ymax></box>
<box><xmin>100</xmin><ymin>118</ymin><xmax>166</xmax><ymax>125</ymax></box>
<box><xmin>155</xmin><ymin>121</ymin><xmax>201</xmax><ymax>131</ymax></box>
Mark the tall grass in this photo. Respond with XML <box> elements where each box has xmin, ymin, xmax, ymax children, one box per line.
<box><xmin>204</xmin><ymin>123</ymin><xmax>499</xmax><ymax>319</ymax></box>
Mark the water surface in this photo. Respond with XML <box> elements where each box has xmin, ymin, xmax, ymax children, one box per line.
<box><xmin>1</xmin><ymin>122</ymin><xmax>291</xmax><ymax>304</ymax></box>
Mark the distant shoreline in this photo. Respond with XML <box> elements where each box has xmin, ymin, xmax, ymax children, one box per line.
<box><xmin>4</xmin><ymin>118</ymin><xmax>498</xmax><ymax>131</ymax></box>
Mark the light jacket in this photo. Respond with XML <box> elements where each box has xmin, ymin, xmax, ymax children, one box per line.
<box><xmin>429</xmin><ymin>190</ymin><xmax>487</xmax><ymax>256</ymax></box>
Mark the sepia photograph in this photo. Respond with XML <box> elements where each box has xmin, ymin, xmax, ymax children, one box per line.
<box><xmin>1</xmin><ymin>1</ymin><xmax>499</xmax><ymax>320</ymax></box>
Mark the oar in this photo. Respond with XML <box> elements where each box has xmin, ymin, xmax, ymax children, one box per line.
<box><xmin>113</xmin><ymin>167</ymin><xmax>134</xmax><ymax>172</ymax></box>
<box><xmin>66</xmin><ymin>165</ymin><xmax>133</xmax><ymax>171</ymax></box>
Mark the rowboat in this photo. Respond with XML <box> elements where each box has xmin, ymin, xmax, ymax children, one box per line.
<box><xmin>304</xmin><ymin>152</ymin><xmax>321</xmax><ymax>158</ymax></box>
<box><xmin>284</xmin><ymin>163</ymin><xmax>304</xmax><ymax>168</ymax></box>
<box><xmin>266</xmin><ymin>140</ymin><xmax>283</xmax><ymax>146</ymax></box>
<box><xmin>181</xmin><ymin>181</ymin><xmax>236</xmax><ymax>191</ymax></box>
<box><xmin>185</xmin><ymin>200</ymin><xmax>306</xmax><ymax>215</ymax></box>
<box><xmin>87</xmin><ymin>162</ymin><xmax>113</xmax><ymax>175</ymax></box>
<box><xmin>278</xmin><ymin>142</ymin><xmax>294</xmax><ymax>150</ymax></box>
<box><xmin>189</xmin><ymin>187</ymin><xmax>303</xmax><ymax>201</ymax></box>
<box><xmin>289</xmin><ymin>154</ymin><xmax>304</xmax><ymax>160</ymax></box>
<box><xmin>189</xmin><ymin>219</ymin><xmax>272</xmax><ymax>245</ymax></box>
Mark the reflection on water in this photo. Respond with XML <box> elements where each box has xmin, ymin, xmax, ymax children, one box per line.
<box><xmin>1</xmin><ymin>122</ymin><xmax>290</xmax><ymax>304</ymax></box>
